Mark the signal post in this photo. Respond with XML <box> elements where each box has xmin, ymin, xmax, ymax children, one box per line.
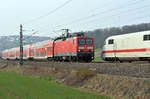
<box><xmin>19</xmin><ymin>24</ymin><xmax>23</xmax><ymax>66</ymax></box>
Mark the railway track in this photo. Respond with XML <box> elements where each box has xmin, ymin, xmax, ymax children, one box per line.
<box><xmin>1</xmin><ymin>59</ymin><xmax>150</xmax><ymax>78</ymax></box>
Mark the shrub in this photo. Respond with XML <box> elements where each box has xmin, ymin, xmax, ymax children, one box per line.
<box><xmin>76</xmin><ymin>69</ymin><xmax>96</xmax><ymax>81</ymax></box>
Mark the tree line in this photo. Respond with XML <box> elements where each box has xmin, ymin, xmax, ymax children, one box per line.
<box><xmin>81</xmin><ymin>22</ymin><xmax>150</xmax><ymax>49</ymax></box>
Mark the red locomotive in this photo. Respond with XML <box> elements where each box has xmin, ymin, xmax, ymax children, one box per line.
<box><xmin>2</xmin><ymin>33</ymin><xmax>95</xmax><ymax>62</ymax></box>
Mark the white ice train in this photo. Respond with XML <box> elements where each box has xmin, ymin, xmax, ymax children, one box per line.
<box><xmin>102</xmin><ymin>30</ymin><xmax>150</xmax><ymax>62</ymax></box>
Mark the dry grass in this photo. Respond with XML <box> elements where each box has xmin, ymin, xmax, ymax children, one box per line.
<box><xmin>76</xmin><ymin>68</ymin><xmax>97</xmax><ymax>81</ymax></box>
<box><xmin>82</xmin><ymin>74</ymin><xmax>150</xmax><ymax>99</ymax></box>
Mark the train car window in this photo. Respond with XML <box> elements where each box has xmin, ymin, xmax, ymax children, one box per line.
<box><xmin>44</xmin><ymin>52</ymin><xmax>45</xmax><ymax>56</ymax></box>
<box><xmin>41</xmin><ymin>52</ymin><xmax>43</xmax><ymax>56</ymax></box>
<box><xmin>48</xmin><ymin>47</ymin><xmax>50</xmax><ymax>52</ymax></box>
<box><xmin>149</xmin><ymin>35</ymin><xmax>150</xmax><ymax>40</ymax></box>
<box><xmin>108</xmin><ymin>39</ymin><xmax>114</xmax><ymax>44</ymax></box>
<box><xmin>23</xmin><ymin>54</ymin><xmax>26</xmax><ymax>57</ymax></box>
<box><xmin>41</xmin><ymin>51</ymin><xmax>46</xmax><ymax>56</ymax></box>
<box><xmin>40</xmin><ymin>52</ymin><xmax>42</xmax><ymax>56</ymax></box>
<box><xmin>31</xmin><ymin>49</ymin><xmax>34</xmax><ymax>53</ymax></box>
<box><xmin>144</xmin><ymin>35</ymin><xmax>148</xmax><ymax>40</ymax></box>
<box><xmin>45</xmin><ymin>50</ymin><xmax>47</xmax><ymax>55</ymax></box>
<box><xmin>37</xmin><ymin>52</ymin><xmax>38</xmax><ymax>56</ymax></box>
<box><xmin>86</xmin><ymin>39</ymin><xmax>93</xmax><ymax>45</ymax></box>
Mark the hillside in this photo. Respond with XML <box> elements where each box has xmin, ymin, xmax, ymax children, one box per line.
<box><xmin>84</xmin><ymin>22</ymin><xmax>150</xmax><ymax>48</ymax></box>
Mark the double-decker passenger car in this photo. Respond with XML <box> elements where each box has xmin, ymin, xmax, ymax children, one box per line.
<box><xmin>2</xmin><ymin>33</ymin><xmax>95</xmax><ymax>62</ymax></box>
<box><xmin>2</xmin><ymin>50</ymin><xmax>8</xmax><ymax>59</ymax></box>
<box><xmin>102</xmin><ymin>30</ymin><xmax>150</xmax><ymax>62</ymax></box>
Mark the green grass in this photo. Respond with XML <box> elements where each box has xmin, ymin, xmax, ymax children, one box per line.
<box><xmin>93</xmin><ymin>57</ymin><xmax>103</xmax><ymax>62</ymax></box>
<box><xmin>0</xmin><ymin>87</ymin><xmax>17</xmax><ymax>99</ymax></box>
<box><xmin>0</xmin><ymin>71</ymin><xmax>110</xmax><ymax>99</ymax></box>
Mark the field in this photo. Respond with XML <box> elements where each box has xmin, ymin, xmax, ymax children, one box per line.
<box><xmin>0</xmin><ymin>71</ymin><xmax>110</xmax><ymax>99</ymax></box>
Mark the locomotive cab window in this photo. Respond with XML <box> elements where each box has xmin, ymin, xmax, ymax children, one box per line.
<box><xmin>143</xmin><ymin>35</ymin><xmax>150</xmax><ymax>41</ymax></box>
<box><xmin>108</xmin><ymin>39</ymin><xmax>114</xmax><ymax>44</ymax></box>
<box><xmin>86</xmin><ymin>39</ymin><xmax>93</xmax><ymax>45</ymax></box>
<box><xmin>78</xmin><ymin>39</ymin><xmax>85</xmax><ymax>45</ymax></box>
<box><xmin>78</xmin><ymin>39</ymin><xmax>93</xmax><ymax>45</ymax></box>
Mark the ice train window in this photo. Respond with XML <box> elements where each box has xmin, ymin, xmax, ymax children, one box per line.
<box><xmin>143</xmin><ymin>35</ymin><xmax>150</xmax><ymax>41</ymax></box>
<box><xmin>108</xmin><ymin>39</ymin><xmax>114</xmax><ymax>44</ymax></box>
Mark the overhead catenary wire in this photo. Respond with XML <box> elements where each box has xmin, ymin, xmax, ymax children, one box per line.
<box><xmin>55</xmin><ymin>0</ymin><xmax>148</xmax><ymax>28</ymax></box>
<box><xmin>20</xmin><ymin>0</ymin><xmax>73</xmax><ymax>41</ymax></box>
<box><xmin>56</xmin><ymin>0</ymin><xmax>150</xmax><ymax>32</ymax></box>
<box><xmin>85</xmin><ymin>11</ymin><xmax>150</xmax><ymax>30</ymax></box>
<box><xmin>2</xmin><ymin>0</ymin><xmax>149</xmax><ymax>38</ymax></box>
<box><xmin>87</xmin><ymin>0</ymin><xmax>116</xmax><ymax>13</ymax></box>
<box><xmin>24</xmin><ymin>0</ymin><xmax>146</xmax><ymax>36</ymax></box>
<box><xmin>24</xmin><ymin>0</ymin><xmax>150</xmax><ymax>37</ymax></box>
<box><xmin>31</xmin><ymin>0</ymin><xmax>118</xmax><ymax>33</ymax></box>
<box><xmin>24</xmin><ymin>0</ymin><xmax>73</xmax><ymax>25</ymax></box>
<box><xmin>73</xmin><ymin>3</ymin><xmax>150</xmax><ymax>29</ymax></box>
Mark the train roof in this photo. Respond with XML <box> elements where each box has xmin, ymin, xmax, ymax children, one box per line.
<box><xmin>106</xmin><ymin>30</ymin><xmax>150</xmax><ymax>40</ymax></box>
<box><xmin>2</xmin><ymin>49</ymin><xmax>9</xmax><ymax>53</ymax></box>
<box><xmin>33</xmin><ymin>40</ymin><xmax>50</xmax><ymax>48</ymax></box>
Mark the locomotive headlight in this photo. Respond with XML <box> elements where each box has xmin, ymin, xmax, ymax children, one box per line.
<box><xmin>87</xmin><ymin>47</ymin><xmax>93</xmax><ymax>49</ymax></box>
<box><xmin>78</xmin><ymin>47</ymin><xmax>85</xmax><ymax>49</ymax></box>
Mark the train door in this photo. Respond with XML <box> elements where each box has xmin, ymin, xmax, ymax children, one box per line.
<box><xmin>47</xmin><ymin>45</ymin><xmax>52</xmax><ymax>57</ymax></box>
<box><xmin>108</xmin><ymin>39</ymin><xmax>117</xmax><ymax>60</ymax></box>
<box><xmin>45</xmin><ymin>47</ymin><xmax>47</xmax><ymax>58</ymax></box>
<box><xmin>113</xmin><ymin>40</ymin><xmax>117</xmax><ymax>59</ymax></box>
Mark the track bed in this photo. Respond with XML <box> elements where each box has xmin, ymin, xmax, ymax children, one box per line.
<box><xmin>1</xmin><ymin>59</ymin><xmax>150</xmax><ymax>78</ymax></box>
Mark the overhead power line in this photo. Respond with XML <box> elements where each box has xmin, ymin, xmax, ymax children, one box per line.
<box><xmin>93</xmin><ymin>13</ymin><xmax>150</xmax><ymax>29</ymax></box>
<box><xmin>24</xmin><ymin>0</ymin><xmax>73</xmax><ymax>24</ymax></box>
<box><xmin>81</xmin><ymin>3</ymin><xmax>150</xmax><ymax>26</ymax></box>
<box><xmin>29</xmin><ymin>0</ymin><xmax>116</xmax><ymax>33</ymax></box>
<box><xmin>55</xmin><ymin>0</ymin><xmax>148</xmax><ymax>28</ymax></box>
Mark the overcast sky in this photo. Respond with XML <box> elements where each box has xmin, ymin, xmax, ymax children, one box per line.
<box><xmin>0</xmin><ymin>0</ymin><xmax>150</xmax><ymax>37</ymax></box>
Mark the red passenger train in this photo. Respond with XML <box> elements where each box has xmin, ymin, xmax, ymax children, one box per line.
<box><xmin>2</xmin><ymin>34</ymin><xmax>95</xmax><ymax>62</ymax></box>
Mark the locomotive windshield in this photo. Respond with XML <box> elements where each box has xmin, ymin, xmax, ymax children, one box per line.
<box><xmin>78</xmin><ymin>39</ymin><xmax>93</xmax><ymax>45</ymax></box>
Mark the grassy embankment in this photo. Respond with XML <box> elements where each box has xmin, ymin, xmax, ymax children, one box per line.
<box><xmin>0</xmin><ymin>71</ymin><xmax>110</xmax><ymax>99</ymax></box>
